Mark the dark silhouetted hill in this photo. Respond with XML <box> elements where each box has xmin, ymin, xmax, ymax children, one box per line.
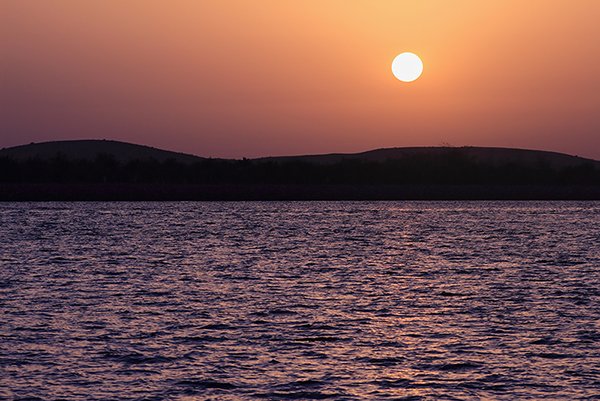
<box><xmin>261</xmin><ymin>146</ymin><xmax>600</xmax><ymax>169</ymax></box>
<box><xmin>1</xmin><ymin>140</ymin><xmax>599</xmax><ymax>200</ymax></box>
<box><xmin>0</xmin><ymin>140</ymin><xmax>203</xmax><ymax>163</ymax></box>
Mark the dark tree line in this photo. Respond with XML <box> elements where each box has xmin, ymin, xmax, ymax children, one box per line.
<box><xmin>1</xmin><ymin>152</ymin><xmax>599</xmax><ymax>185</ymax></box>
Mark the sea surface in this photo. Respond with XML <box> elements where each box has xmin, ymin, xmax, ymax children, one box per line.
<box><xmin>1</xmin><ymin>201</ymin><xmax>599</xmax><ymax>400</ymax></box>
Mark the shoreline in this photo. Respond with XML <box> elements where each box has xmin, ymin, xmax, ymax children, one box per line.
<box><xmin>2</xmin><ymin>183</ymin><xmax>600</xmax><ymax>201</ymax></box>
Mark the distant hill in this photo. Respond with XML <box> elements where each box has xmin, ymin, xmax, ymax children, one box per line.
<box><xmin>0</xmin><ymin>140</ymin><xmax>204</xmax><ymax>164</ymax></box>
<box><xmin>262</xmin><ymin>146</ymin><xmax>600</xmax><ymax>169</ymax></box>
<box><xmin>1</xmin><ymin>140</ymin><xmax>598</xmax><ymax>168</ymax></box>
<box><xmin>1</xmin><ymin>140</ymin><xmax>600</xmax><ymax>200</ymax></box>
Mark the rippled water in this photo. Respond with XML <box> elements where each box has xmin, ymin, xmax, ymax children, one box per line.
<box><xmin>1</xmin><ymin>201</ymin><xmax>600</xmax><ymax>400</ymax></box>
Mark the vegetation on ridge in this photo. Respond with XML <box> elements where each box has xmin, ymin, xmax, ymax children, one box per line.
<box><xmin>1</xmin><ymin>149</ymin><xmax>598</xmax><ymax>186</ymax></box>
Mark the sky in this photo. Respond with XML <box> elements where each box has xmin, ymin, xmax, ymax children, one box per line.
<box><xmin>2</xmin><ymin>0</ymin><xmax>600</xmax><ymax>159</ymax></box>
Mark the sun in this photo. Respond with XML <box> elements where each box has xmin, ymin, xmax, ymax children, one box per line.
<box><xmin>392</xmin><ymin>52</ymin><xmax>424</xmax><ymax>83</ymax></box>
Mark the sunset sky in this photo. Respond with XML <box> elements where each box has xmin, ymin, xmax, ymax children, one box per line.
<box><xmin>2</xmin><ymin>0</ymin><xmax>600</xmax><ymax>159</ymax></box>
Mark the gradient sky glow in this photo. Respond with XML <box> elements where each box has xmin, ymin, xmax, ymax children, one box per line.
<box><xmin>2</xmin><ymin>0</ymin><xmax>600</xmax><ymax>159</ymax></box>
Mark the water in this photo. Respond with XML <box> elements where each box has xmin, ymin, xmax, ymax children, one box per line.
<box><xmin>1</xmin><ymin>201</ymin><xmax>599</xmax><ymax>400</ymax></box>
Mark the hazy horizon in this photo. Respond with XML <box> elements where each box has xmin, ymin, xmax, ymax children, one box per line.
<box><xmin>2</xmin><ymin>1</ymin><xmax>600</xmax><ymax>159</ymax></box>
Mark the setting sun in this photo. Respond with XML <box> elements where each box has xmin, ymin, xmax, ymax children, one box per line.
<box><xmin>392</xmin><ymin>52</ymin><xmax>424</xmax><ymax>83</ymax></box>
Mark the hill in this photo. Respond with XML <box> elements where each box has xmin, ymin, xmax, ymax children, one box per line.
<box><xmin>0</xmin><ymin>140</ymin><xmax>204</xmax><ymax>164</ymax></box>
<box><xmin>262</xmin><ymin>146</ymin><xmax>600</xmax><ymax>169</ymax></box>
<box><xmin>1</xmin><ymin>140</ymin><xmax>599</xmax><ymax>200</ymax></box>
<box><xmin>1</xmin><ymin>140</ymin><xmax>598</xmax><ymax>168</ymax></box>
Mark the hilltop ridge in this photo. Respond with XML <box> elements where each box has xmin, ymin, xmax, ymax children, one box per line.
<box><xmin>261</xmin><ymin>146</ymin><xmax>599</xmax><ymax>169</ymax></box>
<box><xmin>1</xmin><ymin>140</ymin><xmax>598</xmax><ymax>168</ymax></box>
<box><xmin>0</xmin><ymin>140</ymin><xmax>203</xmax><ymax>164</ymax></box>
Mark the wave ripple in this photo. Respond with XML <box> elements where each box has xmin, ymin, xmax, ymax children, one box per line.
<box><xmin>1</xmin><ymin>201</ymin><xmax>600</xmax><ymax>400</ymax></box>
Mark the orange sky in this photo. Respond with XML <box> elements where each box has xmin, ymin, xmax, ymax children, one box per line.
<box><xmin>2</xmin><ymin>0</ymin><xmax>600</xmax><ymax>158</ymax></box>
